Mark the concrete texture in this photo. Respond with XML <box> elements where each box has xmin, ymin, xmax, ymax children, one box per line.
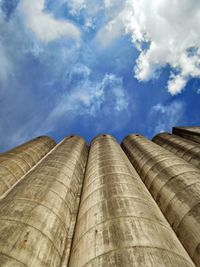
<box><xmin>153</xmin><ymin>132</ymin><xmax>200</xmax><ymax>169</ymax></box>
<box><xmin>173</xmin><ymin>126</ymin><xmax>200</xmax><ymax>144</ymax></box>
<box><xmin>0</xmin><ymin>135</ymin><xmax>88</xmax><ymax>267</ymax></box>
<box><xmin>68</xmin><ymin>134</ymin><xmax>194</xmax><ymax>267</ymax></box>
<box><xmin>122</xmin><ymin>134</ymin><xmax>200</xmax><ymax>266</ymax></box>
<box><xmin>0</xmin><ymin>136</ymin><xmax>56</xmax><ymax>198</ymax></box>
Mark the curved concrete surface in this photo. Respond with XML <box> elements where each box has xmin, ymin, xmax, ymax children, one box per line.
<box><xmin>0</xmin><ymin>135</ymin><xmax>88</xmax><ymax>267</ymax></box>
<box><xmin>0</xmin><ymin>136</ymin><xmax>56</xmax><ymax>198</ymax></box>
<box><xmin>173</xmin><ymin>127</ymin><xmax>200</xmax><ymax>144</ymax></box>
<box><xmin>122</xmin><ymin>134</ymin><xmax>200</xmax><ymax>266</ymax></box>
<box><xmin>69</xmin><ymin>134</ymin><xmax>194</xmax><ymax>267</ymax></box>
<box><xmin>153</xmin><ymin>132</ymin><xmax>200</xmax><ymax>169</ymax></box>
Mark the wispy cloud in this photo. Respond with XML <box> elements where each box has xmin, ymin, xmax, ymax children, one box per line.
<box><xmin>150</xmin><ymin>101</ymin><xmax>186</xmax><ymax>135</ymax></box>
<box><xmin>41</xmin><ymin>65</ymin><xmax>129</xmax><ymax>132</ymax></box>
<box><xmin>95</xmin><ymin>17</ymin><xmax>123</xmax><ymax>48</ymax></box>
<box><xmin>19</xmin><ymin>0</ymin><xmax>80</xmax><ymax>42</ymax></box>
<box><xmin>68</xmin><ymin>0</ymin><xmax>86</xmax><ymax>15</ymax></box>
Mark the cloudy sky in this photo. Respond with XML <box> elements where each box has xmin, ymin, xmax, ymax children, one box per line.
<box><xmin>0</xmin><ymin>0</ymin><xmax>200</xmax><ymax>151</ymax></box>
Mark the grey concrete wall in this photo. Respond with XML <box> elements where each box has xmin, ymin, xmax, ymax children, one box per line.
<box><xmin>173</xmin><ymin>126</ymin><xmax>200</xmax><ymax>144</ymax></box>
<box><xmin>122</xmin><ymin>134</ymin><xmax>200</xmax><ymax>266</ymax></box>
<box><xmin>69</xmin><ymin>134</ymin><xmax>194</xmax><ymax>267</ymax></box>
<box><xmin>0</xmin><ymin>135</ymin><xmax>88</xmax><ymax>267</ymax></box>
<box><xmin>153</xmin><ymin>132</ymin><xmax>200</xmax><ymax>169</ymax></box>
<box><xmin>0</xmin><ymin>136</ymin><xmax>56</xmax><ymax>166</ymax></box>
<box><xmin>0</xmin><ymin>136</ymin><xmax>56</xmax><ymax>198</ymax></box>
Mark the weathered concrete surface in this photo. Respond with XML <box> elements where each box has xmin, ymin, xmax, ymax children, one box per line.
<box><xmin>69</xmin><ymin>134</ymin><xmax>194</xmax><ymax>267</ymax></box>
<box><xmin>173</xmin><ymin>126</ymin><xmax>200</xmax><ymax>144</ymax></box>
<box><xmin>122</xmin><ymin>134</ymin><xmax>200</xmax><ymax>266</ymax></box>
<box><xmin>153</xmin><ymin>132</ymin><xmax>200</xmax><ymax>169</ymax></box>
<box><xmin>0</xmin><ymin>135</ymin><xmax>88</xmax><ymax>267</ymax></box>
<box><xmin>0</xmin><ymin>136</ymin><xmax>56</xmax><ymax>198</ymax></box>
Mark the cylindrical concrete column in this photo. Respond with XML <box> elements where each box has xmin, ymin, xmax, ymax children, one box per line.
<box><xmin>0</xmin><ymin>136</ymin><xmax>56</xmax><ymax>198</ymax></box>
<box><xmin>0</xmin><ymin>136</ymin><xmax>56</xmax><ymax>165</ymax></box>
<box><xmin>0</xmin><ymin>135</ymin><xmax>88</xmax><ymax>267</ymax></box>
<box><xmin>69</xmin><ymin>135</ymin><xmax>194</xmax><ymax>267</ymax></box>
<box><xmin>122</xmin><ymin>134</ymin><xmax>200</xmax><ymax>266</ymax></box>
<box><xmin>153</xmin><ymin>132</ymin><xmax>200</xmax><ymax>169</ymax></box>
<box><xmin>173</xmin><ymin>126</ymin><xmax>200</xmax><ymax>144</ymax></box>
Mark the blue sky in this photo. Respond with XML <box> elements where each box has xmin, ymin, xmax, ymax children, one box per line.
<box><xmin>0</xmin><ymin>0</ymin><xmax>200</xmax><ymax>151</ymax></box>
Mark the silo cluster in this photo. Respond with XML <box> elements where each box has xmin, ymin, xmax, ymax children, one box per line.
<box><xmin>0</xmin><ymin>136</ymin><xmax>88</xmax><ymax>266</ymax></box>
<box><xmin>0</xmin><ymin>126</ymin><xmax>199</xmax><ymax>266</ymax></box>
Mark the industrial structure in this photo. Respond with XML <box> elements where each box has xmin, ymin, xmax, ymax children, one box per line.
<box><xmin>152</xmin><ymin>132</ymin><xmax>200</xmax><ymax>169</ymax></box>
<box><xmin>0</xmin><ymin>126</ymin><xmax>199</xmax><ymax>266</ymax></box>
<box><xmin>0</xmin><ymin>136</ymin><xmax>56</xmax><ymax>199</ymax></box>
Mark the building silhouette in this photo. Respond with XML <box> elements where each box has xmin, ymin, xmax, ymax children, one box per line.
<box><xmin>0</xmin><ymin>126</ymin><xmax>199</xmax><ymax>266</ymax></box>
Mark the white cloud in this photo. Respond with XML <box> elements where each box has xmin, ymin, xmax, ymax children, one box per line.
<box><xmin>151</xmin><ymin>101</ymin><xmax>186</xmax><ymax>134</ymax></box>
<box><xmin>103</xmin><ymin>0</ymin><xmax>125</xmax><ymax>12</ymax></box>
<box><xmin>104</xmin><ymin>0</ymin><xmax>113</xmax><ymax>9</ymax></box>
<box><xmin>167</xmin><ymin>74</ymin><xmax>187</xmax><ymax>96</ymax></box>
<box><xmin>53</xmin><ymin>71</ymin><xmax>127</xmax><ymax>117</ymax></box>
<box><xmin>121</xmin><ymin>0</ymin><xmax>200</xmax><ymax>94</ymax></box>
<box><xmin>68</xmin><ymin>0</ymin><xmax>86</xmax><ymax>15</ymax></box>
<box><xmin>95</xmin><ymin>17</ymin><xmax>123</xmax><ymax>47</ymax></box>
<box><xmin>20</xmin><ymin>0</ymin><xmax>80</xmax><ymax>42</ymax></box>
<box><xmin>41</xmin><ymin>65</ymin><xmax>128</xmax><ymax>131</ymax></box>
<box><xmin>94</xmin><ymin>0</ymin><xmax>126</xmax><ymax>48</ymax></box>
<box><xmin>69</xmin><ymin>0</ymin><xmax>102</xmax><ymax>17</ymax></box>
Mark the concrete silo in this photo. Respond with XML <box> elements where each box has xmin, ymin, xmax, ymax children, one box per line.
<box><xmin>122</xmin><ymin>134</ymin><xmax>200</xmax><ymax>266</ymax></box>
<box><xmin>0</xmin><ymin>135</ymin><xmax>88</xmax><ymax>267</ymax></box>
<box><xmin>173</xmin><ymin>126</ymin><xmax>200</xmax><ymax>144</ymax></box>
<box><xmin>153</xmin><ymin>132</ymin><xmax>200</xmax><ymax>169</ymax></box>
<box><xmin>0</xmin><ymin>136</ymin><xmax>56</xmax><ymax>198</ymax></box>
<box><xmin>69</xmin><ymin>135</ymin><xmax>194</xmax><ymax>267</ymax></box>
